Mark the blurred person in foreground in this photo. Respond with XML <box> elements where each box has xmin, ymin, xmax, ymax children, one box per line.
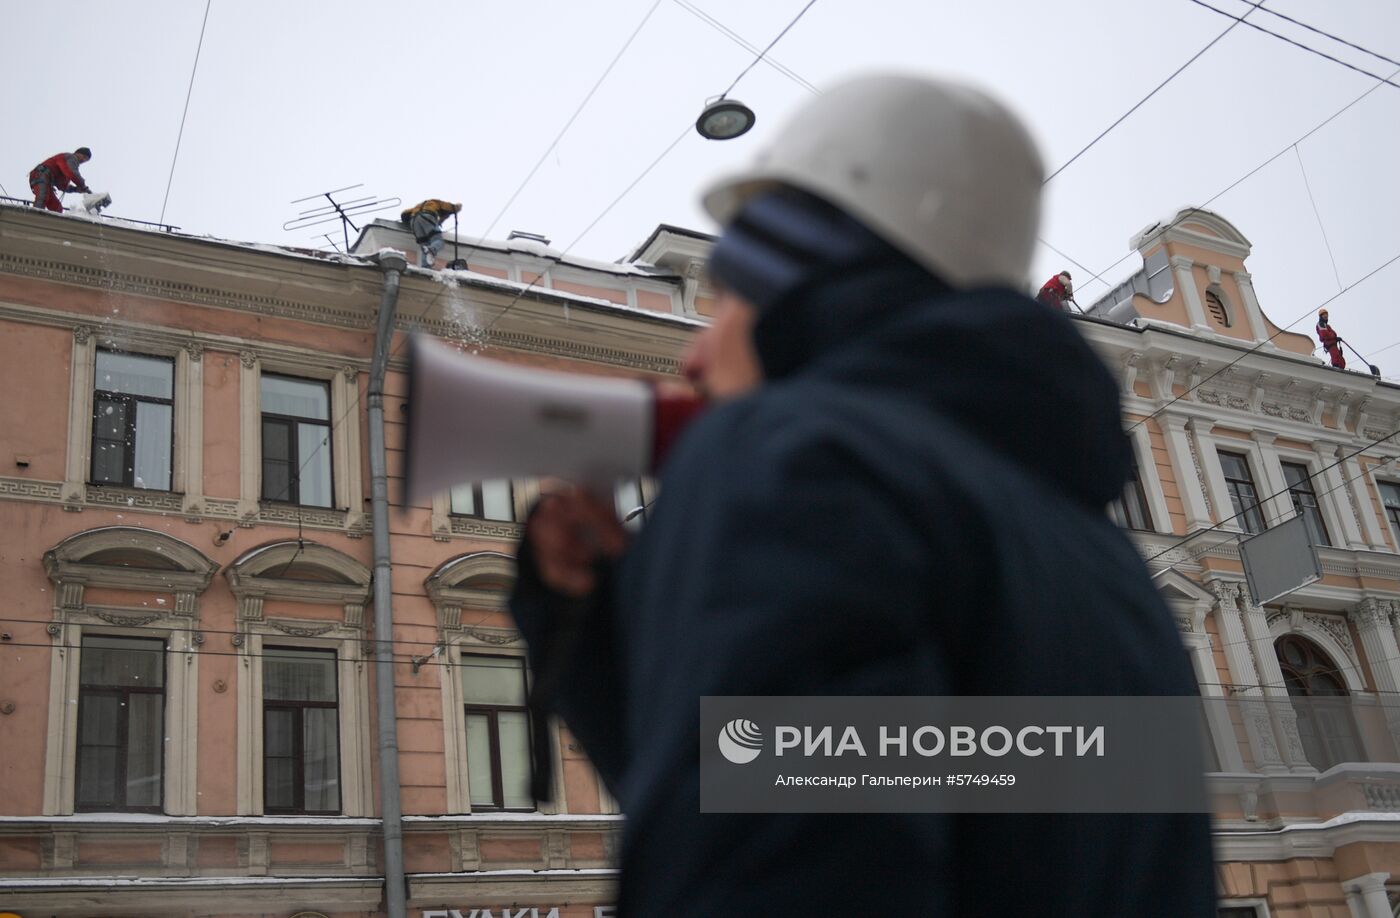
<box><xmin>510</xmin><ymin>73</ymin><xmax>1213</xmax><ymax>916</ymax></box>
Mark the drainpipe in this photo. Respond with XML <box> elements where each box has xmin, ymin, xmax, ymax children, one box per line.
<box><xmin>368</xmin><ymin>249</ymin><xmax>408</xmax><ymax>918</ymax></box>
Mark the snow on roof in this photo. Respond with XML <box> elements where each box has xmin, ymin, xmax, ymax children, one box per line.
<box><xmin>417</xmin><ymin>266</ymin><xmax>708</xmax><ymax>328</ymax></box>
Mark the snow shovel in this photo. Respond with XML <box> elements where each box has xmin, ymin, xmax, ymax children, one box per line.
<box><xmin>1342</xmin><ymin>339</ymin><xmax>1381</xmax><ymax>378</ymax></box>
<box><xmin>447</xmin><ymin>212</ymin><xmax>468</xmax><ymax>271</ymax></box>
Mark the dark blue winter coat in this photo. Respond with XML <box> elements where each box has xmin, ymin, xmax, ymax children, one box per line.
<box><xmin>511</xmin><ymin>263</ymin><xmax>1215</xmax><ymax>917</ymax></box>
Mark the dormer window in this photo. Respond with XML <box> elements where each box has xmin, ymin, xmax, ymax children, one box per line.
<box><xmin>1205</xmin><ymin>290</ymin><xmax>1231</xmax><ymax>327</ymax></box>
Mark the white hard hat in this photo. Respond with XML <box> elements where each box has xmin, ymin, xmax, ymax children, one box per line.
<box><xmin>703</xmin><ymin>73</ymin><xmax>1044</xmax><ymax>289</ymax></box>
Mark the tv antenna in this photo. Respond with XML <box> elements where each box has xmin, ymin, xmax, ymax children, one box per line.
<box><xmin>283</xmin><ymin>184</ymin><xmax>400</xmax><ymax>252</ymax></box>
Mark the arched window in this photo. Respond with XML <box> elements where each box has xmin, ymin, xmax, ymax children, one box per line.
<box><xmin>1276</xmin><ymin>635</ymin><xmax>1362</xmax><ymax>769</ymax></box>
<box><xmin>1205</xmin><ymin>289</ymin><xmax>1232</xmax><ymax>327</ymax></box>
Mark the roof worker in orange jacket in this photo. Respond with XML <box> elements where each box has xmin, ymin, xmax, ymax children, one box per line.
<box><xmin>401</xmin><ymin>199</ymin><xmax>462</xmax><ymax>268</ymax></box>
<box><xmin>29</xmin><ymin>148</ymin><xmax>92</xmax><ymax>213</ymax></box>
<box><xmin>1316</xmin><ymin>308</ymin><xmax>1346</xmax><ymax>369</ymax></box>
<box><xmin>1037</xmin><ymin>269</ymin><xmax>1075</xmax><ymax>312</ymax></box>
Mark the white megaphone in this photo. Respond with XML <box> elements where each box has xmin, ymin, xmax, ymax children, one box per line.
<box><xmin>405</xmin><ymin>335</ymin><xmax>706</xmax><ymax>505</ymax></box>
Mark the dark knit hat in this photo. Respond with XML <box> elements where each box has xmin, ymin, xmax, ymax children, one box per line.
<box><xmin>706</xmin><ymin>187</ymin><xmax>945</xmax><ymax>316</ymax></box>
<box><xmin>75</xmin><ymin>147</ymin><xmax>92</xmax><ymax>158</ymax></box>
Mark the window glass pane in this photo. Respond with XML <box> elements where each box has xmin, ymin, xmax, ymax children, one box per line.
<box><xmin>262</xmin><ymin>419</ymin><xmax>291</xmax><ymax>460</ymax></box>
<box><xmin>126</xmin><ymin>693</ymin><xmax>163</xmax><ymax>807</ymax></box>
<box><xmin>262</xmin><ymin>375</ymin><xmax>329</xmax><ymax>420</ymax></box>
<box><xmin>79</xmin><ymin>692</ymin><xmax>121</xmax><ymax>748</ymax></box>
<box><xmin>75</xmin><ymin>745</ymin><xmax>118</xmax><ymax>808</ymax></box>
<box><xmin>92</xmin><ymin>399</ymin><xmax>129</xmax><ymax>484</ymax></box>
<box><xmin>498</xmin><ymin>710</ymin><xmax>533</xmax><ymax>809</ymax></box>
<box><xmin>461</xmin><ymin>656</ymin><xmax>526</xmax><ymax>706</ymax></box>
<box><xmin>264</xmin><ymin>648</ymin><xmax>338</xmax><ymax>702</ymax></box>
<box><xmin>1382</xmin><ymin>482</ymin><xmax>1400</xmax><ymax>510</ymax></box>
<box><xmin>1219</xmin><ymin>453</ymin><xmax>1248</xmax><ymax>480</ymax></box>
<box><xmin>297</xmin><ymin>423</ymin><xmax>333</xmax><ymax>508</ymax></box>
<box><xmin>466</xmin><ymin>713</ymin><xmax>495</xmax><ymax>806</ymax></box>
<box><xmin>81</xmin><ymin>636</ymin><xmax>165</xmax><ymax>687</ymax></box>
<box><xmin>262</xmin><ymin>459</ymin><xmax>292</xmax><ymax>503</ymax></box>
<box><xmin>264</xmin><ymin>756</ymin><xmax>296</xmax><ymax>811</ymax></box>
<box><xmin>302</xmin><ymin>707</ymin><xmax>341</xmax><ymax>812</ymax></box>
<box><xmin>450</xmin><ymin>484</ymin><xmax>476</xmax><ymax>516</ymax></box>
<box><xmin>1282</xmin><ymin>463</ymin><xmax>1308</xmax><ymax>488</ymax></box>
<box><xmin>265</xmin><ymin>707</ymin><xmax>296</xmax><ymax>757</ymax></box>
<box><xmin>134</xmin><ymin>401</ymin><xmax>172</xmax><ymax>490</ymax></box>
<box><xmin>480</xmin><ymin>479</ymin><xmax>513</xmax><ymax>521</ymax></box>
<box><xmin>96</xmin><ymin>351</ymin><xmax>172</xmax><ymax>399</ymax></box>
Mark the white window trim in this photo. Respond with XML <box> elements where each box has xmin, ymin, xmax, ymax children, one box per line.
<box><xmin>1369</xmin><ymin>467</ymin><xmax>1400</xmax><ymax>552</ymax></box>
<box><xmin>40</xmin><ymin>527</ymin><xmax>218</xmax><ymax>816</ymax></box>
<box><xmin>1126</xmin><ymin>425</ymin><xmax>1172</xmax><ymax>534</ymax></box>
<box><xmin>235</xmin><ymin>630</ymin><xmax>373</xmax><ymax>817</ymax></box>
<box><xmin>1217</xmin><ymin>898</ymin><xmax>1271</xmax><ymax>917</ymax></box>
<box><xmin>441</xmin><ymin>631</ymin><xmax>566</xmax><ymax>815</ymax></box>
<box><xmin>1204</xmin><ymin>430</ymin><xmax>1285</xmax><ymax>531</ymax></box>
<box><xmin>431</xmin><ymin>479</ymin><xmax>537</xmax><ymax>541</ymax></box>
<box><xmin>44</xmin><ymin>620</ymin><xmax>200</xmax><ymax>817</ymax></box>
<box><xmin>225</xmin><ymin>540</ymin><xmax>374</xmax><ymax>816</ymax></box>
<box><xmin>1273</xmin><ymin>445</ymin><xmax>1347</xmax><ymax>549</ymax></box>
<box><xmin>239</xmin><ymin>355</ymin><xmax>364</xmax><ymax>528</ymax></box>
<box><xmin>63</xmin><ymin>327</ymin><xmax>204</xmax><ymax>515</ymax></box>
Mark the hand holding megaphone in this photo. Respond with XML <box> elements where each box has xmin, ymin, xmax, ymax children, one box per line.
<box><xmin>405</xmin><ymin>335</ymin><xmax>706</xmax><ymax>505</ymax></box>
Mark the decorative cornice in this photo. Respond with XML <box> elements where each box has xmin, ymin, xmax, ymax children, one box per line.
<box><xmin>266</xmin><ymin>619</ymin><xmax>337</xmax><ymax>637</ymax></box>
<box><xmin>91</xmin><ymin>611</ymin><xmax>162</xmax><ymax>627</ymax></box>
<box><xmin>0</xmin><ymin>252</ymin><xmax>372</xmax><ymax>329</ymax></box>
<box><xmin>448</xmin><ymin>516</ymin><xmax>523</xmax><ymax>540</ymax></box>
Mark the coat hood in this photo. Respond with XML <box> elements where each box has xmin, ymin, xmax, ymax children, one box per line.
<box><xmin>751</xmin><ymin>269</ymin><xmax>1133</xmax><ymax>510</ymax></box>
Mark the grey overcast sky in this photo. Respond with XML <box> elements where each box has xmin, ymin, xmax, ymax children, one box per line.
<box><xmin>4</xmin><ymin>1</ymin><xmax>1399</xmax><ymax>369</ymax></box>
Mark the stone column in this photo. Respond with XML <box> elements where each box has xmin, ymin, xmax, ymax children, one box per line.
<box><xmin>1350</xmin><ymin>457</ymin><xmax>1393</xmax><ymax>551</ymax></box>
<box><xmin>237</xmin><ymin>351</ymin><xmax>261</xmax><ymax>525</ymax></box>
<box><xmin>62</xmin><ymin>326</ymin><xmax>96</xmax><ymax>508</ymax></box>
<box><xmin>1208</xmin><ymin>580</ymin><xmax>1287</xmax><ymax>773</ymax></box>
<box><xmin>1232</xmin><ymin>271</ymin><xmax>1271</xmax><ymax>344</ymax></box>
<box><xmin>1341</xmin><ymin>872</ymin><xmax>1392</xmax><ymax>918</ymax></box>
<box><xmin>1250</xmin><ymin>431</ymin><xmax>1293</xmax><ymax>527</ymax></box>
<box><xmin>1188</xmin><ymin>418</ymin><xmax>1236</xmax><ymax>530</ymax></box>
<box><xmin>1314</xmin><ymin>440</ymin><xmax>1367</xmax><ymax>549</ymax></box>
<box><xmin>1171</xmin><ymin>255</ymin><xmax>1209</xmax><ymax>330</ymax></box>
<box><xmin>1235</xmin><ymin>583</ymin><xmax>1315</xmax><ymax>773</ymax></box>
<box><xmin>1160</xmin><ymin>415</ymin><xmax>1214</xmax><ymax>531</ymax></box>
<box><xmin>177</xmin><ymin>343</ymin><xmax>205</xmax><ymax>519</ymax></box>
<box><xmin>1353</xmin><ymin>598</ymin><xmax>1400</xmax><ymax>756</ymax></box>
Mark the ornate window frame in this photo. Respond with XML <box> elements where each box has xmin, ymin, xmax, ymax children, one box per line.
<box><xmin>424</xmin><ymin>552</ymin><xmax>565</xmax><ymax>813</ymax></box>
<box><xmin>430</xmin><ymin>480</ymin><xmax>539</xmax><ymax>542</ymax></box>
<box><xmin>225</xmin><ymin>540</ymin><xmax>374</xmax><ymax>816</ymax></box>
<box><xmin>41</xmin><ymin>527</ymin><xmax>218</xmax><ymax>815</ymax></box>
<box><xmin>237</xmin><ymin>352</ymin><xmax>365</xmax><ymax>533</ymax></box>
<box><xmin>63</xmin><ymin>327</ymin><xmax>205</xmax><ymax>517</ymax></box>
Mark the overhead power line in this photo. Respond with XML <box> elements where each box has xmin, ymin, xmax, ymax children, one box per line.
<box><xmin>672</xmin><ymin>0</ymin><xmax>819</xmax><ymax>94</ymax></box>
<box><xmin>1185</xmin><ymin>0</ymin><xmax>1400</xmax><ymax>91</ymax></box>
<box><xmin>1125</xmin><ymin>247</ymin><xmax>1400</xmax><ymax>435</ymax></box>
<box><xmin>1043</xmin><ymin>0</ymin><xmax>1264</xmax><ymax>185</ymax></box>
<box><xmin>1249</xmin><ymin>3</ymin><xmax>1400</xmax><ymax>70</ymax></box>
<box><xmin>718</xmin><ymin>0</ymin><xmax>818</xmax><ymax>100</ymax></box>
<box><xmin>1066</xmin><ymin>61</ymin><xmax>1400</xmax><ymax>296</ymax></box>
<box><xmin>469</xmin><ymin>0</ymin><xmax>666</xmax><ymax>257</ymax></box>
<box><xmin>159</xmin><ymin>0</ymin><xmax>213</xmax><ymax>226</ymax></box>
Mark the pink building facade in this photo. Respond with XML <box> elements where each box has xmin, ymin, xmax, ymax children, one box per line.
<box><xmin>3</xmin><ymin>200</ymin><xmax>1400</xmax><ymax>917</ymax></box>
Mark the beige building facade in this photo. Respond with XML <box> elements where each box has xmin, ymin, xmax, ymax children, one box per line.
<box><xmin>3</xmin><ymin>199</ymin><xmax>1400</xmax><ymax>917</ymax></box>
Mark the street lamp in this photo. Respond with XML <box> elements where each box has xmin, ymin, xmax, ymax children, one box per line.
<box><xmin>696</xmin><ymin>97</ymin><xmax>756</xmax><ymax>140</ymax></box>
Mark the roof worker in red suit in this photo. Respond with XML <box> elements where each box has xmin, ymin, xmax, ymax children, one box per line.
<box><xmin>1037</xmin><ymin>269</ymin><xmax>1075</xmax><ymax>312</ymax></box>
<box><xmin>29</xmin><ymin>148</ymin><xmax>92</xmax><ymax>213</ymax></box>
<box><xmin>1316</xmin><ymin>308</ymin><xmax>1346</xmax><ymax>369</ymax></box>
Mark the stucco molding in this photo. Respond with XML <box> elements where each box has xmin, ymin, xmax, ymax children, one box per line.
<box><xmin>224</xmin><ymin>540</ymin><xmax>372</xmax><ymax>622</ymax></box>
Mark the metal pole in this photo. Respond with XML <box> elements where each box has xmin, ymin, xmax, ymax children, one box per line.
<box><xmin>368</xmin><ymin>249</ymin><xmax>408</xmax><ymax>918</ymax></box>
